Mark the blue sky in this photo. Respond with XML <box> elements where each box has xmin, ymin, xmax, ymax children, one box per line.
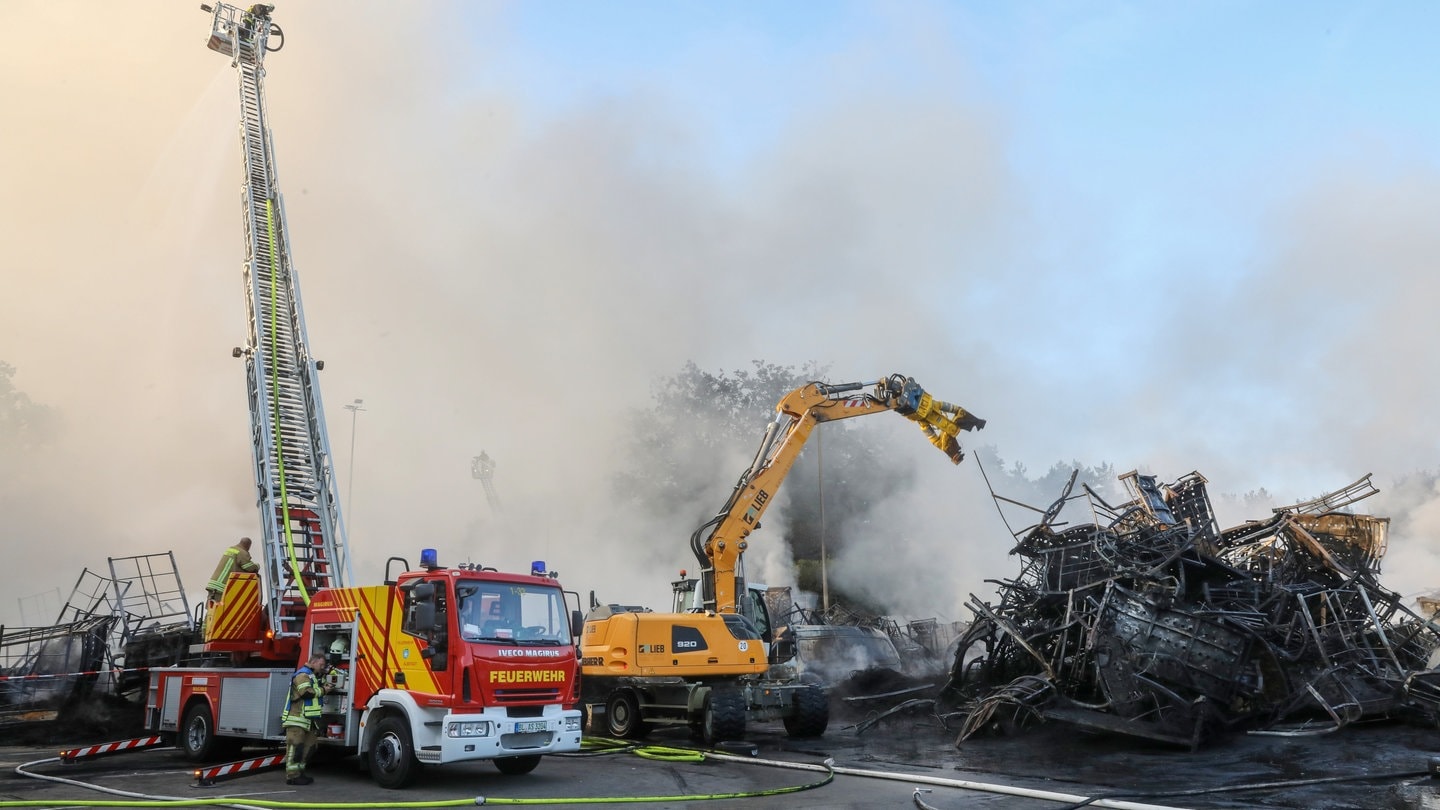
<box><xmin>483</xmin><ymin>3</ymin><xmax>1440</xmax><ymax>212</ymax></box>
<box><xmin>464</xmin><ymin>3</ymin><xmax>1440</xmax><ymax>397</ymax></box>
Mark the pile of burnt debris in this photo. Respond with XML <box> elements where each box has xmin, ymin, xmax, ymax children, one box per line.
<box><xmin>1</xmin><ymin>551</ymin><xmax>196</xmax><ymax>734</ymax></box>
<box><xmin>762</xmin><ymin>587</ymin><xmax>962</xmax><ymax>713</ymax></box>
<box><xmin>935</xmin><ymin>470</ymin><xmax>1440</xmax><ymax>749</ymax></box>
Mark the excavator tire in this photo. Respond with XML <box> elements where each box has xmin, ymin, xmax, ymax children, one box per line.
<box><xmin>702</xmin><ymin>687</ymin><xmax>747</xmax><ymax>746</ymax></box>
<box><xmin>606</xmin><ymin>689</ymin><xmax>651</xmax><ymax>739</ymax></box>
<box><xmin>783</xmin><ymin>684</ymin><xmax>829</xmax><ymax>737</ymax></box>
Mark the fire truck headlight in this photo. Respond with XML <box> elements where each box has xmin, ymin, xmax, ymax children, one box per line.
<box><xmin>564</xmin><ymin>715</ymin><xmax>582</xmax><ymax>732</ymax></box>
<box><xmin>446</xmin><ymin>721</ymin><xmax>491</xmax><ymax>738</ymax></box>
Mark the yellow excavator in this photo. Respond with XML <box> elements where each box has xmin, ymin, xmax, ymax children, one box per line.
<box><xmin>580</xmin><ymin>374</ymin><xmax>984</xmax><ymax>743</ymax></box>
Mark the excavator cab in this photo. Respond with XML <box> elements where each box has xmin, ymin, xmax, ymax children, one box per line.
<box><xmin>670</xmin><ymin>573</ymin><xmax>773</xmax><ymax>644</ymax></box>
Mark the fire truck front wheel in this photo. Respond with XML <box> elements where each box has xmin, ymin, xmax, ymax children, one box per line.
<box><xmin>493</xmin><ymin>754</ymin><xmax>541</xmax><ymax>775</ymax></box>
<box><xmin>367</xmin><ymin>715</ymin><xmax>422</xmax><ymax>789</ymax></box>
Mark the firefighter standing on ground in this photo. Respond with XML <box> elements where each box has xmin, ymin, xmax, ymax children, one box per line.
<box><xmin>282</xmin><ymin>652</ymin><xmax>329</xmax><ymax>785</ymax></box>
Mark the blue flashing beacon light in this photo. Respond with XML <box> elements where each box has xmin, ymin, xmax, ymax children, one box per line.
<box><xmin>420</xmin><ymin>548</ymin><xmax>439</xmax><ymax>569</ymax></box>
<box><xmin>531</xmin><ymin>560</ymin><xmax>546</xmax><ymax>576</ymax></box>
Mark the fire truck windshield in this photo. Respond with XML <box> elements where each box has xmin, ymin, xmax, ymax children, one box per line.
<box><xmin>457</xmin><ymin>580</ymin><xmax>568</xmax><ymax>644</ymax></box>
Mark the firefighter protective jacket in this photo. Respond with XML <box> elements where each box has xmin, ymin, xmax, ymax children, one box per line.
<box><xmin>282</xmin><ymin>666</ymin><xmax>326</xmax><ymax>729</ymax></box>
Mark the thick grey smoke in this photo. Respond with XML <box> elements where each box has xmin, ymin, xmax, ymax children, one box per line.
<box><xmin>2</xmin><ymin>2</ymin><xmax>1437</xmax><ymax>630</ymax></box>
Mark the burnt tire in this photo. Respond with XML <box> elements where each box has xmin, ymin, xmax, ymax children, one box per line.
<box><xmin>493</xmin><ymin>754</ymin><xmax>542</xmax><ymax>775</ymax></box>
<box><xmin>367</xmin><ymin>715</ymin><xmax>421</xmax><ymax>789</ymax></box>
<box><xmin>606</xmin><ymin>689</ymin><xmax>650</xmax><ymax>739</ymax></box>
<box><xmin>783</xmin><ymin>684</ymin><xmax>829</xmax><ymax>738</ymax></box>
<box><xmin>702</xmin><ymin>688</ymin><xmax>747</xmax><ymax>746</ymax></box>
<box><xmin>180</xmin><ymin>702</ymin><xmax>219</xmax><ymax>762</ymax></box>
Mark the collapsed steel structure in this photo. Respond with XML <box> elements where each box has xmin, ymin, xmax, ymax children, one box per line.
<box><xmin>938</xmin><ymin>470</ymin><xmax>1440</xmax><ymax>748</ymax></box>
<box><xmin>0</xmin><ymin>552</ymin><xmax>195</xmax><ymax>726</ymax></box>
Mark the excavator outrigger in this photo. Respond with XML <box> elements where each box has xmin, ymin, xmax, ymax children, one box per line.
<box><xmin>580</xmin><ymin>374</ymin><xmax>984</xmax><ymax>743</ymax></box>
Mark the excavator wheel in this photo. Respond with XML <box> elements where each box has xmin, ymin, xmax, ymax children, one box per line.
<box><xmin>702</xmin><ymin>687</ymin><xmax>747</xmax><ymax>746</ymax></box>
<box><xmin>606</xmin><ymin>689</ymin><xmax>651</xmax><ymax>739</ymax></box>
<box><xmin>783</xmin><ymin>684</ymin><xmax>829</xmax><ymax>737</ymax></box>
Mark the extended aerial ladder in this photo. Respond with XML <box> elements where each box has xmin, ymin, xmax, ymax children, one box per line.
<box><xmin>689</xmin><ymin>374</ymin><xmax>985</xmax><ymax>616</ymax></box>
<box><xmin>471</xmin><ymin>451</ymin><xmax>502</xmax><ymax>513</ymax></box>
<box><xmin>201</xmin><ymin>3</ymin><xmax>350</xmax><ymax>658</ymax></box>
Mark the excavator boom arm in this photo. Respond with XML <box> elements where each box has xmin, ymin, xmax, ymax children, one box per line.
<box><xmin>693</xmin><ymin>374</ymin><xmax>984</xmax><ymax>614</ymax></box>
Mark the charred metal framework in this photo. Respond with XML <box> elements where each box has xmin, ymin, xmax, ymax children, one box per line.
<box><xmin>0</xmin><ymin>552</ymin><xmax>193</xmax><ymax>723</ymax></box>
<box><xmin>940</xmin><ymin>470</ymin><xmax>1440</xmax><ymax>748</ymax></box>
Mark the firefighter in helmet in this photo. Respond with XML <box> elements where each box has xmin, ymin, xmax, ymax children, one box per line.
<box><xmin>281</xmin><ymin>651</ymin><xmax>329</xmax><ymax>785</ymax></box>
<box><xmin>207</xmin><ymin>537</ymin><xmax>259</xmax><ymax>600</ymax></box>
<box><xmin>204</xmin><ymin>538</ymin><xmax>260</xmax><ymax>633</ymax></box>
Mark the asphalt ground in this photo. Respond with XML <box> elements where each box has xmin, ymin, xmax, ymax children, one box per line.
<box><xmin>4</xmin><ymin>712</ymin><xmax>1440</xmax><ymax>809</ymax></box>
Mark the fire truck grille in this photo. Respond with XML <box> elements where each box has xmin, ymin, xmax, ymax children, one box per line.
<box><xmin>493</xmin><ymin>687</ymin><xmax>562</xmax><ymax>703</ymax></box>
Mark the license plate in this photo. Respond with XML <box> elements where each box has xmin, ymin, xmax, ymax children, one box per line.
<box><xmin>515</xmin><ymin>721</ymin><xmax>546</xmax><ymax>733</ymax></box>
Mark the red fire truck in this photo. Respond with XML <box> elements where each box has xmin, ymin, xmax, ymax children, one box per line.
<box><xmin>148</xmin><ymin>553</ymin><xmax>584</xmax><ymax>788</ymax></box>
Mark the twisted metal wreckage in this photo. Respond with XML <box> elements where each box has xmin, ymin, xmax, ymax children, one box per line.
<box><xmin>0</xmin><ymin>553</ymin><xmax>193</xmax><ymax>727</ymax></box>
<box><xmin>935</xmin><ymin>470</ymin><xmax>1440</xmax><ymax>749</ymax></box>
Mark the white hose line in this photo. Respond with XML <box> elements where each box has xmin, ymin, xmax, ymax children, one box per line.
<box><xmin>705</xmin><ymin>751</ymin><xmax>1193</xmax><ymax>810</ymax></box>
<box><xmin>15</xmin><ymin>756</ymin><xmax>270</xmax><ymax>810</ymax></box>
<box><xmin>18</xmin><ymin>745</ymin><xmax>1189</xmax><ymax>810</ymax></box>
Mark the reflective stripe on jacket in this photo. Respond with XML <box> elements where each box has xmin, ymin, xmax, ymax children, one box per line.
<box><xmin>207</xmin><ymin>545</ymin><xmax>259</xmax><ymax>593</ymax></box>
<box><xmin>282</xmin><ymin>667</ymin><xmax>324</xmax><ymax>729</ymax></box>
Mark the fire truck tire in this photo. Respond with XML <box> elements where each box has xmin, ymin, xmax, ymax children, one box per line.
<box><xmin>782</xmin><ymin>684</ymin><xmax>829</xmax><ymax>737</ymax></box>
<box><xmin>702</xmin><ymin>688</ymin><xmax>746</xmax><ymax>745</ymax></box>
<box><xmin>606</xmin><ymin>689</ymin><xmax>651</xmax><ymax>739</ymax></box>
<box><xmin>180</xmin><ymin>703</ymin><xmax>220</xmax><ymax>762</ymax></box>
<box><xmin>367</xmin><ymin>715</ymin><xmax>421</xmax><ymax>789</ymax></box>
<box><xmin>493</xmin><ymin>754</ymin><xmax>542</xmax><ymax>775</ymax></box>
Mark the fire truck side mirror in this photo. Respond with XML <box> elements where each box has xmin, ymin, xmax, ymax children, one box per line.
<box><xmin>570</xmin><ymin>609</ymin><xmax>583</xmax><ymax>641</ymax></box>
<box><xmin>405</xmin><ymin>582</ymin><xmax>437</xmax><ymax>634</ymax></box>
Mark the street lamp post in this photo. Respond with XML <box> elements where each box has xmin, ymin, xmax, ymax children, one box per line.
<box><xmin>343</xmin><ymin>398</ymin><xmax>365</xmax><ymax>523</ymax></box>
<box><xmin>818</xmin><ymin>428</ymin><xmax>828</xmax><ymax>612</ymax></box>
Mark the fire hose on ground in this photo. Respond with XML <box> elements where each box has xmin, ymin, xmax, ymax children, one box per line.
<box><xmin>6</xmin><ymin>739</ymin><xmax>832</xmax><ymax>808</ymax></box>
<box><xmin>9</xmin><ymin>734</ymin><xmax>1439</xmax><ymax>809</ymax></box>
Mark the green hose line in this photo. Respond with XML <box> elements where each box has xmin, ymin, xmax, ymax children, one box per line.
<box><xmin>631</xmin><ymin>747</ymin><xmax>706</xmax><ymax>763</ymax></box>
<box><xmin>0</xmin><ymin>795</ymin><xmax>475</xmax><ymax>801</ymax></box>
<box><xmin>574</xmin><ymin>736</ymin><xmax>705</xmax><ymax>762</ymax></box>
<box><xmin>263</xmin><ymin>196</ymin><xmax>308</xmax><ymax>606</ymax></box>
